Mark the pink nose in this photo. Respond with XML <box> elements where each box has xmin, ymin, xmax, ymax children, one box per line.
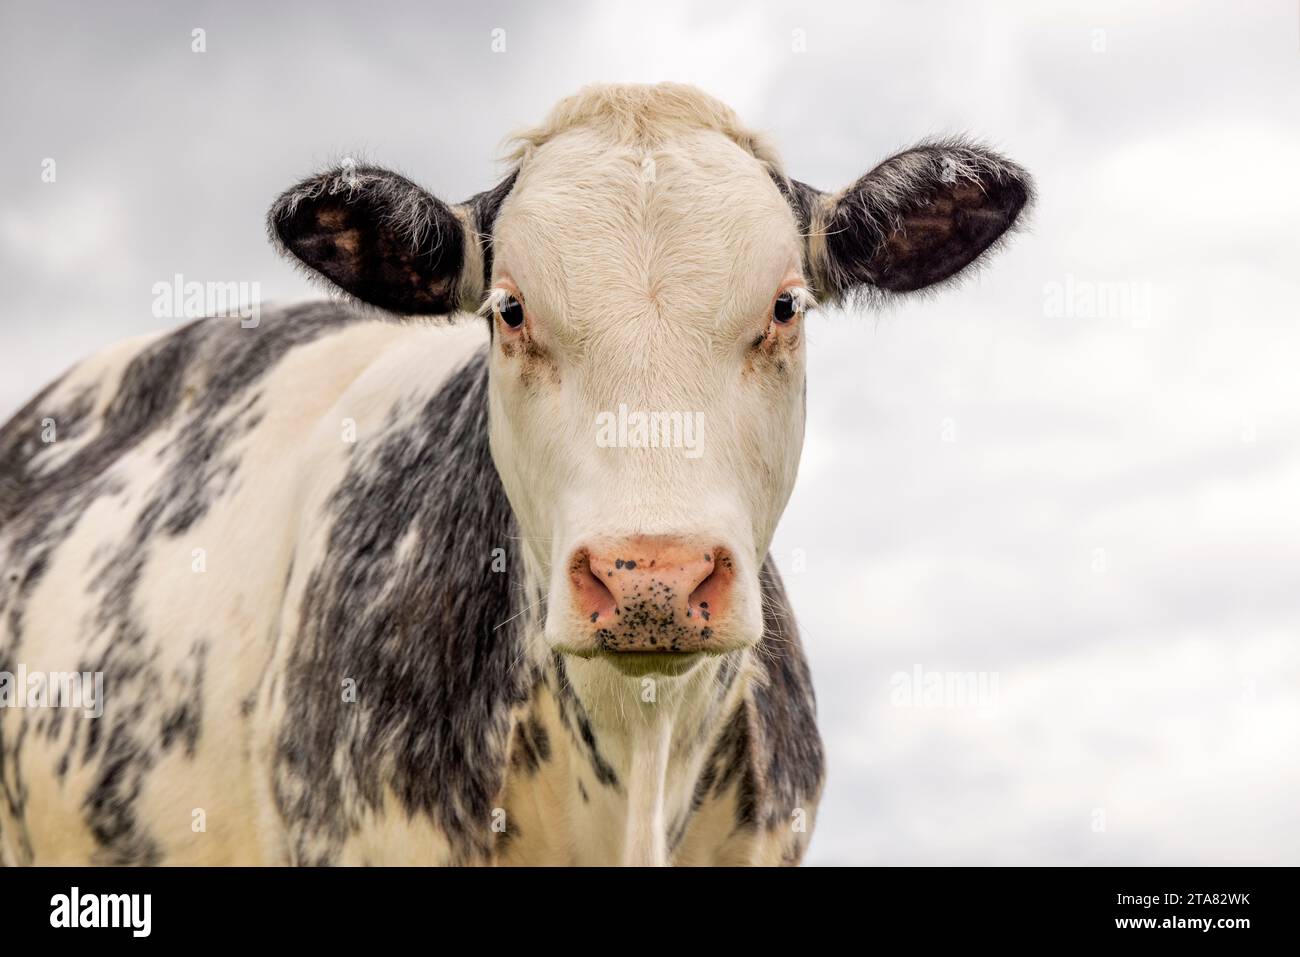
<box><xmin>568</xmin><ymin>536</ymin><xmax>735</xmax><ymax>653</ymax></box>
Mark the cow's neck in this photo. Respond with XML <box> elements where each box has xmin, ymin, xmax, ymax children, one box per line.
<box><xmin>499</xmin><ymin>642</ymin><xmax>750</xmax><ymax>866</ymax></box>
<box><xmin>575</xmin><ymin>652</ymin><xmax>744</xmax><ymax>866</ymax></box>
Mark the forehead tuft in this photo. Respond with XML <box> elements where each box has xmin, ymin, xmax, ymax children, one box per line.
<box><xmin>502</xmin><ymin>82</ymin><xmax>786</xmax><ymax>174</ymax></box>
<box><xmin>490</xmin><ymin>85</ymin><xmax>803</xmax><ymax>340</ymax></box>
<box><xmin>497</xmin><ymin>131</ymin><xmax>797</xmax><ymax>276</ymax></box>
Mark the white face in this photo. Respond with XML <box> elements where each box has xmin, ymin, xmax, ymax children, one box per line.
<box><xmin>272</xmin><ymin>85</ymin><xmax>1030</xmax><ymax>672</ymax></box>
<box><xmin>485</xmin><ymin>126</ymin><xmax>810</xmax><ymax>663</ymax></box>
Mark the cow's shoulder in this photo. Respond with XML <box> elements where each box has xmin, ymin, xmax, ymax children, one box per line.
<box><xmin>0</xmin><ymin>302</ymin><xmax>462</xmax><ymax>865</ymax></box>
<box><xmin>270</xmin><ymin>345</ymin><xmax>538</xmax><ymax>865</ymax></box>
<box><xmin>0</xmin><ymin>302</ymin><xmax>385</xmax><ymax>528</ymax></box>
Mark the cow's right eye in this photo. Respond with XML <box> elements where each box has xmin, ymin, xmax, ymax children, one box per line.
<box><xmin>773</xmin><ymin>292</ymin><xmax>798</xmax><ymax>324</ymax></box>
<box><xmin>497</xmin><ymin>295</ymin><xmax>525</xmax><ymax>329</ymax></box>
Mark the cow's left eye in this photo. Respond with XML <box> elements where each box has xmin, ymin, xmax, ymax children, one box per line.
<box><xmin>496</xmin><ymin>295</ymin><xmax>525</xmax><ymax>329</ymax></box>
<box><xmin>773</xmin><ymin>291</ymin><xmax>800</xmax><ymax>325</ymax></box>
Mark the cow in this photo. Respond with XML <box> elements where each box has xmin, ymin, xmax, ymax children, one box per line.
<box><xmin>0</xmin><ymin>83</ymin><xmax>1031</xmax><ymax>866</ymax></box>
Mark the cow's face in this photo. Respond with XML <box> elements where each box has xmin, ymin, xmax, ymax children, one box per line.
<box><xmin>484</xmin><ymin>125</ymin><xmax>808</xmax><ymax>663</ymax></box>
<box><xmin>269</xmin><ymin>84</ymin><xmax>1032</xmax><ymax>672</ymax></box>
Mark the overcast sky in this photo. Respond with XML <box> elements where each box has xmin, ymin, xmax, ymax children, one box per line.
<box><xmin>2</xmin><ymin>0</ymin><xmax>1298</xmax><ymax>864</ymax></box>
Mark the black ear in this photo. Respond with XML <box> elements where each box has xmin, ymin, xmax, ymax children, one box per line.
<box><xmin>268</xmin><ymin>164</ymin><xmax>472</xmax><ymax>315</ymax></box>
<box><xmin>793</xmin><ymin>140</ymin><xmax>1032</xmax><ymax>301</ymax></box>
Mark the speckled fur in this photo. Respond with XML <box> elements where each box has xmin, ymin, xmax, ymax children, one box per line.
<box><xmin>0</xmin><ymin>83</ymin><xmax>1030</xmax><ymax>866</ymax></box>
<box><xmin>0</xmin><ymin>306</ymin><xmax>819</xmax><ymax>865</ymax></box>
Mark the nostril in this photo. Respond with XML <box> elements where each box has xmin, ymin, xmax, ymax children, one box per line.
<box><xmin>570</xmin><ymin>549</ymin><xmax>617</xmax><ymax>623</ymax></box>
<box><xmin>688</xmin><ymin>548</ymin><xmax>733</xmax><ymax>622</ymax></box>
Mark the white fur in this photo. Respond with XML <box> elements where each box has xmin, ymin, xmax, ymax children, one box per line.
<box><xmin>484</xmin><ymin>87</ymin><xmax>812</xmax><ymax>860</ymax></box>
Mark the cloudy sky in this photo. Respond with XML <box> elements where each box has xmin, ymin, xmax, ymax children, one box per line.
<box><xmin>2</xmin><ymin>0</ymin><xmax>1298</xmax><ymax>864</ymax></box>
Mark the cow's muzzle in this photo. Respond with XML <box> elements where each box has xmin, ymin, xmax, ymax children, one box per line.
<box><xmin>565</xmin><ymin>535</ymin><xmax>737</xmax><ymax>657</ymax></box>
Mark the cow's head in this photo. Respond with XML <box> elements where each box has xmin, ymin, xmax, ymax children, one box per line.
<box><xmin>269</xmin><ymin>84</ymin><xmax>1032</xmax><ymax>675</ymax></box>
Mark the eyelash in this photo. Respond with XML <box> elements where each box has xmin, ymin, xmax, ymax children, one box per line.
<box><xmin>772</xmin><ymin>287</ymin><xmax>813</xmax><ymax>327</ymax></box>
<box><xmin>483</xmin><ymin>288</ymin><xmax>526</xmax><ymax>330</ymax></box>
<box><xmin>497</xmin><ymin>295</ymin><xmax>525</xmax><ymax>328</ymax></box>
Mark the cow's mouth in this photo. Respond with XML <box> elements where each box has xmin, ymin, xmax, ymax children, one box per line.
<box><xmin>594</xmin><ymin>650</ymin><xmax>708</xmax><ymax>677</ymax></box>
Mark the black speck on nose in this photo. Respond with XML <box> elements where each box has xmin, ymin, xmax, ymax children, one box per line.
<box><xmin>615</xmin><ymin>559</ymin><xmax>624</xmax><ymax>569</ymax></box>
<box><xmin>625</xmin><ymin>560</ymin><xmax>636</xmax><ymax>570</ymax></box>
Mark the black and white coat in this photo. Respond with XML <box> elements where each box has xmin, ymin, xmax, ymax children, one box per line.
<box><xmin>0</xmin><ymin>308</ymin><xmax>821</xmax><ymax>865</ymax></box>
<box><xmin>0</xmin><ymin>83</ymin><xmax>1030</xmax><ymax>866</ymax></box>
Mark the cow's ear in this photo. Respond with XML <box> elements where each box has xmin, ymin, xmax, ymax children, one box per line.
<box><xmin>268</xmin><ymin>164</ymin><xmax>480</xmax><ymax>315</ymax></box>
<box><xmin>793</xmin><ymin>140</ymin><xmax>1033</xmax><ymax>302</ymax></box>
